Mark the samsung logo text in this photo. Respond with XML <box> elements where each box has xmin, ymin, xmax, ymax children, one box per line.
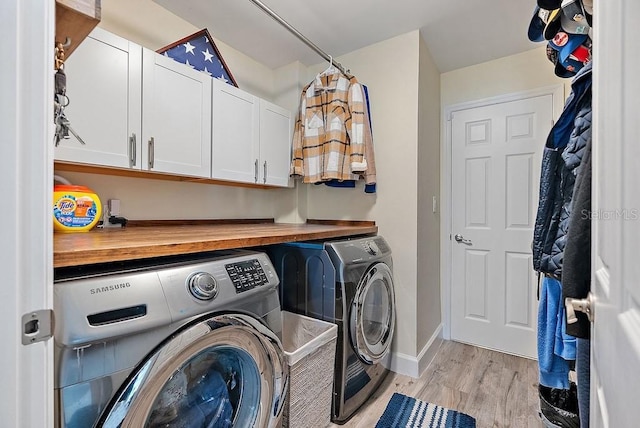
<box><xmin>90</xmin><ymin>282</ymin><xmax>131</xmax><ymax>294</ymax></box>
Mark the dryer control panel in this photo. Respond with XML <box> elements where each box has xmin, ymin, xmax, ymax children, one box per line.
<box><xmin>225</xmin><ymin>259</ymin><xmax>269</xmax><ymax>293</ymax></box>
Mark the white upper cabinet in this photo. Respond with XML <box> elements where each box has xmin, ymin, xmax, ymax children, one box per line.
<box><xmin>211</xmin><ymin>79</ymin><xmax>292</xmax><ymax>187</ymax></box>
<box><xmin>55</xmin><ymin>28</ymin><xmax>291</xmax><ymax>187</ymax></box>
<box><xmin>142</xmin><ymin>49</ymin><xmax>212</xmax><ymax>178</ymax></box>
<box><xmin>211</xmin><ymin>78</ymin><xmax>260</xmax><ymax>183</ymax></box>
<box><xmin>55</xmin><ymin>28</ymin><xmax>142</xmax><ymax>168</ymax></box>
<box><xmin>259</xmin><ymin>100</ymin><xmax>292</xmax><ymax>187</ymax></box>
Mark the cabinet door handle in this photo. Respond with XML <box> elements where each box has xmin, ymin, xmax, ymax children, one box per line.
<box><xmin>129</xmin><ymin>133</ymin><xmax>137</xmax><ymax>167</ymax></box>
<box><xmin>263</xmin><ymin>161</ymin><xmax>267</xmax><ymax>184</ymax></box>
<box><xmin>148</xmin><ymin>137</ymin><xmax>155</xmax><ymax>169</ymax></box>
<box><xmin>254</xmin><ymin>159</ymin><xmax>258</xmax><ymax>183</ymax></box>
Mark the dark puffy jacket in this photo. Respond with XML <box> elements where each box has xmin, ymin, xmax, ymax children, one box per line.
<box><xmin>562</xmin><ymin>137</ymin><xmax>592</xmax><ymax>339</ymax></box>
<box><xmin>533</xmin><ymin>62</ymin><xmax>592</xmax><ymax>277</ymax></box>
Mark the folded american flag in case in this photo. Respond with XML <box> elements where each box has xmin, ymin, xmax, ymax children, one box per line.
<box><xmin>157</xmin><ymin>29</ymin><xmax>238</xmax><ymax>87</ymax></box>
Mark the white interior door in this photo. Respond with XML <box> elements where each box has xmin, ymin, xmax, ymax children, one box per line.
<box><xmin>590</xmin><ymin>0</ymin><xmax>640</xmax><ymax>425</ymax></box>
<box><xmin>450</xmin><ymin>94</ymin><xmax>553</xmax><ymax>358</ymax></box>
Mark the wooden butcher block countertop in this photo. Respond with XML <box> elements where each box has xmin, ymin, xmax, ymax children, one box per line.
<box><xmin>53</xmin><ymin>219</ymin><xmax>377</xmax><ymax>268</ymax></box>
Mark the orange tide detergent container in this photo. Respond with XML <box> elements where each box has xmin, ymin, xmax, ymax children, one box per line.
<box><xmin>53</xmin><ymin>185</ymin><xmax>102</xmax><ymax>232</ymax></box>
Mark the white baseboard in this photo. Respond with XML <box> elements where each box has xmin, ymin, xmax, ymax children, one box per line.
<box><xmin>387</xmin><ymin>324</ymin><xmax>444</xmax><ymax>378</ymax></box>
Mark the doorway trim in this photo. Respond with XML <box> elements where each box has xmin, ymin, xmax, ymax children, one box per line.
<box><xmin>440</xmin><ymin>84</ymin><xmax>565</xmax><ymax>341</ymax></box>
<box><xmin>0</xmin><ymin>0</ymin><xmax>55</xmax><ymax>425</ymax></box>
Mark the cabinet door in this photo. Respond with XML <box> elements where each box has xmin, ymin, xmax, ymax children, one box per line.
<box><xmin>55</xmin><ymin>28</ymin><xmax>142</xmax><ymax>168</ymax></box>
<box><xmin>211</xmin><ymin>79</ymin><xmax>260</xmax><ymax>184</ymax></box>
<box><xmin>259</xmin><ymin>100</ymin><xmax>292</xmax><ymax>187</ymax></box>
<box><xmin>142</xmin><ymin>49</ymin><xmax>212</xmax><ymax>178</ymax></box>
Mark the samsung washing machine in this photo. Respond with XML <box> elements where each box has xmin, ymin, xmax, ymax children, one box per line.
<box><xmin>267</xmin><ymin>235</ymin><xmax>396</xmax><ymax>423</ymax></box>
<box><xmin>53</xmin><ymin>250</ymin><xmax>288</xmax><ymax>428</ymax></box>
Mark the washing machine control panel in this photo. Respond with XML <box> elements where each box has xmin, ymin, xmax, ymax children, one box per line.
<box><xmin>363</xmin><ymin>240</ymin><xmax>380</xmax><ymax>255</ymax></box>
<box><xmin>225</xmin><ymin>259</ymin><xmax>269</xmax><ymax>293</ymax></box>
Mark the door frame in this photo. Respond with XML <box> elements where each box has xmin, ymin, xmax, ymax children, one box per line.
<box><xmin>440</xmin><ymin>84</ymin><xmax>565</xmax><ymax>341</ymax></box>
<box><xmin>0</xmin><ymin>0</ymin><xmax>54</xmax><ymax>426</ymax></box>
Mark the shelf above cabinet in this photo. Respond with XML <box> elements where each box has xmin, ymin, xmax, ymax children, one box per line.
<box><xmin>55</xmin><ymin>0</ymin><xmax>101</xmax><ymax>58</ymax></box>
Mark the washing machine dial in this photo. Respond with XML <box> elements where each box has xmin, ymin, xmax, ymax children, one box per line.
<box><xmin>187</xmin><ymin>272</ymin><xmax>218</xmax><ymax>301</ymax></box>
<box><xmin>365</xmin><ymin>241</ymin><xmax>379</xmax><ymax>255</ymax></box>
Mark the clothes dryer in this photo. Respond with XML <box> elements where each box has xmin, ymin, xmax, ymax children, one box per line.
<box><xmin>54</xmin><ymin>250</ymin><xmax>287</xmax><ymax>428</ymax></box>
<box><xmin>267</xmin><ymin>235</ymin><xmax>396</xmax><ymax>423</ymax></box>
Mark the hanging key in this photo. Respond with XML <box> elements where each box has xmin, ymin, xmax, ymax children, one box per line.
<box><xmin>54</xmin><ymin>102</ymin><xmax>65</xmax><ymax>146</ymax></box>
<box><xmin>63</xmin><ymin>119</ymin><xmax>86</xmax><ymax>145</ymax></box>
<box><xmin>55</xmin><ymin>111</ymin><xmax>86</xmax><ymax>146</ymax></box>
<box><xmin>53</xmin><ymin>42</ymin><xmax>86</xmax><ymax>147</ymax></box>
<box><xmin>54</xmin><ymin>68</ymin><xmax>69</xmax><ymax>145</ymax></box>
<box><xmin>54</xmin><ymin>58</ymin><xmax>70</xmax><ymax>146</ymax></box>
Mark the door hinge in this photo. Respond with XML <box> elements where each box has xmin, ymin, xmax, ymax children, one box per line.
<box><xmin>22</xmin><ymin>309</ymin><xmax>53</xmax><ymax>345</ymax></box>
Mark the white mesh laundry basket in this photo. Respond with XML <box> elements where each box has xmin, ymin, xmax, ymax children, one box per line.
<box><xmin>281</xmin><ymin>311</ymin><xmax>338</xmax><ymax>428</ymax></box>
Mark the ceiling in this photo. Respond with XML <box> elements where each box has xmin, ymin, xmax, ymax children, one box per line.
<box><xmin>154</xmin><ymin>0</ymin><xmax>540</xmax><ymax>73</ymax></box>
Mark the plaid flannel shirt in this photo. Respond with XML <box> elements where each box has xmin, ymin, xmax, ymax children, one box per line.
<box><xmin>290</xmin><ymin>72</ymin><xmax>370</xmax><ymax>183</ymax></box>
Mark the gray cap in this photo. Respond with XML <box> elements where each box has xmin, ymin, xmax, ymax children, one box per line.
<box><xmin>560</xmin><ymin>0</ymin><xmax>590</xmax><ymax>35</ymax></box>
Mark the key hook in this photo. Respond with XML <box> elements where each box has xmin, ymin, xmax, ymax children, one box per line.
<box><xmin>54</xmin><ymin>38</ymin><xmax>72</xmax><ymax>70</ymax></box>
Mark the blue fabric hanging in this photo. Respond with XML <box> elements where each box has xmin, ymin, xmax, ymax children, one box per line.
<box><xmin>538</xmin><ymin>276</ymin><xmax>576</xmax><ymax>389</ymax></box>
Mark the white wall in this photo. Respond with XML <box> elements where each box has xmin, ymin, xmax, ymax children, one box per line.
<box><xmin>272</xmin><ymin>61</ymin><xmax>310</xmax><ymax>223</ymax></box>
<box><xmin>441</xmin><ymin>46</ymin><xmax>568</xmax><ymax>108</ymax></box>
<box><xmin>417</xmin><ymin>36</ymin><xmax>442</xmax><ymax>355</ymax></box>
<box><xmin>55</xmin><ymin>171</ymin><xmax>298</xmax><ymax>221</ymax></box>
<box><xmin>304</xmin><ymin>31</ymin><xmax>423</xmax><ymax>359</ymax></box>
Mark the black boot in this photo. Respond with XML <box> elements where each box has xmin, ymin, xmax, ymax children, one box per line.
<box><xmin>538</xmin><ymin>383</ymin><xmax>580</xmax><ymax>428</ymax></box>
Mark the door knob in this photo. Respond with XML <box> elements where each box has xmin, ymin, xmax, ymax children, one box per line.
<box><xmin>454</xmin><ymin>234</ymin><xmax>472</xmax><ymax>245</ymax></box>
<box><xmin>566</xmin><ymin>292</ymin><xmax>594</xmax><ymax>323</ymax></box>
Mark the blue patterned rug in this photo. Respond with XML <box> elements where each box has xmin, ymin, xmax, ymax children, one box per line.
<box><xmin>375</xmin><ymin>393</ymin><xmax>476</xmax><ymax>428</ymax></box>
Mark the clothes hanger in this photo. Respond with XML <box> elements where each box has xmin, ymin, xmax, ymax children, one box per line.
<box><xmin>319</xmin><ymin>55</ymin><xmax>338</xmax><ymax>77</ymax></box>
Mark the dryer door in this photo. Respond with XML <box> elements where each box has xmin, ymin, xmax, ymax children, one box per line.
<box><xmin>95</xmin><ymin>313</ymin><xmax>287</xmax><ymax>428</ymax></box>
<box><xmin>350</xmin><ymin>262</ymin><xmax>396</xmax><ymax>364</ymax></box>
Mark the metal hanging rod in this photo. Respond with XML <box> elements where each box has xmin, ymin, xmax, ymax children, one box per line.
<box><xmin>248</xmin><ymin>0</ymin><xmax>347</xmax><ymax>74</ymax></box>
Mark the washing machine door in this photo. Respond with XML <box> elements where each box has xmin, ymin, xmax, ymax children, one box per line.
<box><xmin>349</xmin><ymin>262</ymin><xmax>396</xmax><ymax>364</ymax></box>
<box><xmin>95</xmin><ymin>313</ymin><xmax>287</xmax><ymax>428</ymax></box>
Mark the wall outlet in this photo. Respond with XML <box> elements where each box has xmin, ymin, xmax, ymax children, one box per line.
<box><xmin>102</xmin><ymin>199</ymin><xmax>122</xmax><ymax>228</ymax></box>
<box><xmin>108</xmin><ymin>199</ymin><xmax>120</xmax><ymax>216</ymax></box>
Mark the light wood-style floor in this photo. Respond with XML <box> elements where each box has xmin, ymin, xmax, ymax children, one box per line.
<box><xmin>329</xmin><ymin>340</ymin><xmax>542</xmax><ymax>428</ymax></box>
